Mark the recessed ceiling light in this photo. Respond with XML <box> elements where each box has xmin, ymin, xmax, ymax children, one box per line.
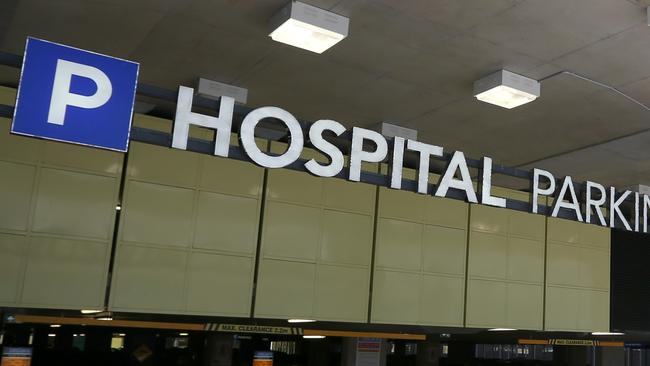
<box><xmin>303</xmin><ymin>335</ymin><xmax>326</xmax><ymax>339</ymax></box>
<box><xmin>288</xmin><ymin>319</ymin><xmax>316</xmax><ymax>323</ymax></box>
<box><xmin>474</xmin><ymin>70</ymin><xmax>540</xmax><ymax>109</ymax></box>
<box><xmin>269</xmin><ymin>1</ymin><xmax>349</xmax><ymax>54</ymax></box>
<box><xmin>592</xmin><ymin>332</ymin><xmax>624</xmax><ymax>336</ymax></box>
<box><xmin>487</xmin><ymin>328</ymin><xmax>518</xmax><ymax>332</ymax></box>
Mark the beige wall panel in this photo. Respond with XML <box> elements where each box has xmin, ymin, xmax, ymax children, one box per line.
<box><xmin>111</xmin><ymin>245</ymin><xmax>187</xmax><ymax>312</ymax></box>
<box><xmin>0</xmin><ymin>119</ymin><xmax>41</xmax><ymax>163</ymax></box>
<box><xmin>255</xmin><ymin>160</ymin><xmax>374</xmax><ymax>322</ymax></box>
<box><xmin>506</xmin><ymin>283</ymin><xmax>544</xmax><ymax>329</ymax></box>
<box><xmin>0</xmin><ymin>161</ymin><xmax>35</xmax><ymax>232</ymax></box>
<box><xmin>371</xmin><ymin>270</ymin><xmax>420</xmax><ymax>324</ymax></box>
<box><xmin>420</xmin><ymin>274</ymin><xmax>465</xmax><ymax>326</ymax></box>
<box><xmin>320</xmin><ymin>210</ymin><xmax>373</xmax><ymax>266</ymax></box>
<box><xmin>121</xmin><ymin>181</ymin><xmax>195</xmax><ymax>247</ymax></box>
<box><xmin>21</xmin><ymin>236</ymin><xmax>108</xmax><ymax>308</ymax></box>
<box><xmin>545</xmin><ymin>218</ymin><xmax>610</xmax><ymax>332</ymax></box>
<box><xmin>185</xmin><ymin>252</ymin><xmax>253</xmax><ymax>316</ymax></box>
<box><xmin>262</xmin><ymin>202</ymin><xmax>321</xmax><ymax>261</ymax></box>
<box><xmin>466</xmin><ymin>279</ymin><xmax>507</xmax><ymax>327</ymax></box>
<box><xmin>375</xmin><ymin>218</ymin><xmax>422</xmax><ymax>271</ymax></box>
<box><xmin>372</xmin><ymin>187</ymin><xmax>468</xmax><ymax>327</ymax></box>
<box><xmin>127</xmin><ymin>142</ymin><xmax>200</xmax><ymax>188</ymax></box>
<box><xmin>314</xmin><ymin>265</ymin><xmax>369</xmax><ymax>321</ymax></box>
<box><xmin>33</xmin><ymin>168</ymin><xmax>116</xmax><ymax>240</ymax></box>
<box><xmin>42</xmin><ymin>142</ymin><xmax>121</xmax><ymax>175</ymax></box>
<box><xmin>194</xmin><ymin>192</ymin><xmax>259</xmax><ymax>255</ymax></box>
<box><xmin>466</xmin><ymin>195</ymin><xmax>546</xmax><ymax>330</ymax></box>
<box><xmin>421</xmin><ymin>226</ymin><xmax>467</xmax><ymax>275</ymax></box>
<box><xmin>0</xmin><ymin>234</ymin><xmax>27</xmax><ymax>303</ymax></box>
<box><xmin>255</xmin><ymin>259</ymin><xmax>316</xmax><ymax>319</ymax></box>
<box><xmin>111</xmin><ymin>142</ymin><xmax>262</xmax><ymax>316</ymax></box>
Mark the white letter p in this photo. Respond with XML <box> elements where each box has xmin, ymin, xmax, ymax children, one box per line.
<box><xmin>47</xmin><ymin>59</ymin><xmax>112</xmax><ymax>125</ymax></box>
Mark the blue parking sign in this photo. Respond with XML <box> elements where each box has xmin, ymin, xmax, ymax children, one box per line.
<box><xmin>11</xmin><ymin>37</ymin><xmax>139</xmax><ymax>152</ymax></box>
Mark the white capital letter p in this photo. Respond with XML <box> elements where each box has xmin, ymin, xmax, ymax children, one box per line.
<box><xmin>47</xmin><ymin>59</ymin><xmax>113</xmax><ymax>125</ymax></box>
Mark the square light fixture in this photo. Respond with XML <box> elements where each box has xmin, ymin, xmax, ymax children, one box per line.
<box><xmin>474</xmin><ymin>70</ymin><xmax>540</xmax><ymax>109</ymax></box>
<box><xmin>269</xmin><ymin>1</ymin><xmax>349</xmax><ymax>54</ymax></box>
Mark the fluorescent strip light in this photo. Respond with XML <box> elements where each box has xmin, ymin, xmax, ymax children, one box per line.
<box><xmin>96</xmin><ymin>317</ymin><xmax>113</xmax><ymax>321</ymax></box>
<box><xmin>179</xmin><ymin>333</ymin><xmax>189</xmax><ymax>336</ymax></box>
<box><xmin>592</xmin><ymin>332</ymin><xmax>624</xmax><ymax>336</ymax></box>
<box><xmin>474</xmin><ymin>70</ymin><xmax>540</xmax><ymax>109</ymax></box>
<box><xmin>288</xmin><ymin>319</ymin><xmax>316</xmax><ymax>323</ymax></box>
<box><xmin>488</xmin><ymin>328</ymin><xmax>517</xmax><ymax>332</ymax></box>
<box><xmin>48</xmin><ymin>334</ymin><xmax>56</xmax><ymax>337</ymax></box>
<box><xmin>80</xmin><ymin>309</ymin><xmax>103</xmax><ymax>314</ymax></box>
<box><xmin>50</xmin><ymin>324</ymin><xmax>61</xmax><ymax>328</ymax></box>
<box><xmin>269</xmin><ymin>1</ymin><xmax>349</xmax><ymax>54</ymax></box>
<box><xmin>303</xmin><ymin>335</ymin><xmax>326</xmax><ymax>339</ymax></box>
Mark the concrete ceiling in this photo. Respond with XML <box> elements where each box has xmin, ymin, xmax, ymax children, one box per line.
<box><xmin>1</xmin><ymin>0</ymin><xmax>650</xmax><ymax>189</ymax></box>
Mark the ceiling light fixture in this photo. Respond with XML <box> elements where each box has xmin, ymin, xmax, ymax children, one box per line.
<box><xmin>487</xmin><ymin>328</ymin><xmax>518</xmax><ymax>332</ymax></box>
<box><xmin>474</xmin><ymin>70</ymin><xmax>540</xmax><ymax>109</ymax></box>
<box><xmin>50</xmin><ymin>324</ymin><xmax>61</xmax><ymax>328</ymax></box>
<box><xmin>303</xmin><ymin>335</ymin><xmax>326</xmax><ymax>339</ymax></box>
<box><xmin>269</xmin><ymin>1</ymin><xmax>349</xmax><ymax>54</ymax></box>
<box><xmin>288</xmin><ymin>319</ymin><xmax>316</xmax><ymax>323</ymax></box>
<box><xmin>179</xmin><ymin>333</ymin><xmax>189</xmax><ymax>336</ymax></box>
<box><xmin>592</xmin><ymin>332</ymin><xmax>624</xmax><ymax>336</ymax></box>
<box><xmin>80</xmin><ymin>309</ymin><xmax>103</xmax><ymax>314</ymax></box>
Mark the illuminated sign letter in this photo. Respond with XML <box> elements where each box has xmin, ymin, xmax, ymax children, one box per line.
<box><xmin>172</xmin><ymin>86</ymin><xmax>235</xmax><ymax>157</ymax></box>
<box><xmin>480</xmin><ymin>157</ymin><xmax>506</xmax><ymax>208</ymax></box>
<box><xmin>551</xmin><ymin>176</ymin><xmax>583</xmax><ymax>222</ymax></box>
<box><xmin>305</xmin><ymin>119</ymin><xmax>345</xmax><ymax>177</ymax></box>
<box><xmin>585</xmin><ymin>181</ymin><xmax>607</xmax><ymax>226</ymax></box>
<box><xmin>435</xmin><ymin>151</ymin><xmax>478</xmax><ymax>203</ymax></box>
<box><xmin>407</xmin><ymin>140</ymin><xmax>443</xmax><ymax>194</ymax></box>
<box><xmin>532</xmin><ymin>169</ymin><xmax>555</xmax><ymax>214</ymax></box>
<box><xmin>240</xmin><ymin>107</ymin><xmax>304</xmax><ymax>168</ymax></box>
<box><xmin>349</xmin><ymin>127</ymin><xmax>388</xmax><ymax>182</ymax></box>
<box><xmin>389</xmin><ymin>137</ymin><xmax>405</xmax><ymax>189</ymax></box>
<box><xmin>610</xmin><ymin>188</ymin><xmax>632</xmax><ymax>231</ymax></box>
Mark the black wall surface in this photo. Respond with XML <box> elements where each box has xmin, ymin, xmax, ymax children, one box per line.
<box><xmin>611</xmin><ymin>229</ymin><xmax>650</xmax><ymax>331</ymax></box>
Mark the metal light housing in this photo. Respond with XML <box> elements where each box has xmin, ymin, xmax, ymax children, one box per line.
<box><xmin>269</xmin><ymin>1</ymin><xmax>349</xmax><ymax>54</ymax></box>
<box><xmin>474</xmin><ymin>70</ymin><xmax>540</xmax><ymax>109</ymax></box>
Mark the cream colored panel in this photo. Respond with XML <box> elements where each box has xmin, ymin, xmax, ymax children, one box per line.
<box><xmin>0</xmin><ymin>86</ymin><xmax>16</xmax><ymax>104</ymax></box>
<box><xmin>121</xmin><ymin>181</ymin><xmax>194</xmax><ymax>247</ymax></box>
<box><xmin>0</xmin><ymin>234</ymin><xmax>26</xmax><ymax>304</ymax></box>
<box><xmin>468</xmin><ymin>232</ymin><xmax>507</xmax><ymax>280</ymax></box>
<box><xmin>42</xmin><ymin>142</ymin><xmax>121</xmax><ymax>175</ymax></box>
<box><xmin>578</xmin><ymin>290</ymin><xmax>609</xmax><ymax>332</ymax></box>
<box><xmin>255</xmin><ymin>259</ymin><xmax>316</xmax><ymax>318</ymax></box>
<box><xmin>421</xmin><ymin>226</ymin><xmax>466</xmax><ymax>275</ymax></box>
<box><xmin>200</xmin><ymin>156</ymin><xmax>263</xmax><ymax>197</ymax></box>
<box><xmin>111</xmin><ymin>245</ymin><xmax>187</xmax><ymax>312</ymax></box>
<box><xmin>466</xmin><ymin>279</ymin><xmax>507</xmax><ymax>327</ymax></box>
<box><xmin>507</xmin><ymin>237</ymin><xmax>544</xmax><ymax>283</ymax></box>
<box><xmin>0</xmin><ymin>162</ymin><xmax>35</xmax><ymax>232</ymax></box>
<box><xmin>545</xmin><ymin>286</ymin><xmax>580</xmax><ymax>331</ymax></box>
<box><xmin>546</xmin><ymin>242</ymin><xmax>581</xmax><ymax>286</ymax></box>
<box><xmin>263</xmin><ymin>201</ymin><xmax>320</xmax><ymax>261</ymax></box>
<box><xmin>579</xmin><ymin>248</ymin><xmax>610</xmax><ymax>290</ymax></box>
<box><xmin>186</xmin><ymin>252</ymin><xmax>253</xmax><ymax>316</ymax></box>
<box><xmin>320</xmin><ymin>210</ymin><xmax>372</xmax><ymax>266</ymax></box>
<box><xmin>425</xmin><ymin>198</ymin><xmax>468</xmax><ymax>229</ymax></box>
<box><xmin>32</xmin><ymin>168</ymin><xmax>116</xmax><ymax>240</ymax></box>
<box><xmin>22</xmin><ymin>236</ymin><xmax>107</xmax><ymax>308</ymax></box>
<box><xmin>266</xmin><ymin>169</ymin><xmax>322</xmax><ymax>206</ymax></box>
<box><xmin>507</xmin><ymin>283</ymin><xmax>543</xmax><ymax>330</ymax></box>
<box><xmin>470</xmin><ymin>205</ymin><xmax>508</xmax><ymax>234</ymax></box>
<box><xmin>509</xmin><ymin>211</ymin><xmax>545</xmax><ymax>240</ymax></box>
<box><xmin>194</xmin><ymin>191</ymin><xmax>258</xmax><ymax>255</ymax></box>
<box><xmin>314</xmin><ymin>265</ymin><xmax>368</xmax><ymax>322</ymax></box>
<box><xmin>581</xmin><ymin>225</ymin><xmax>610</xmax><ymax>249</ymax></box>
<box><xmin>371</xmin><ymin>270</ymin><xmax>419</xmax><ymax>324</ymax></box>
<box><xmin>379</xmin><ymin>188</ymin><xmax>425</xmax><ymax>222</ymax></box>
<box><xmin>322</xmin><ymin>179</ymin><xmax>375</xmax><ymax>214</ymax></box>
<box><xmin>547</xmin><ymin>218</ymin><xmax>581</xmax><ymax>244</ymax></box>
<box><xmin>0</xmin><ymin>120</ymin><xmax>41</xmax><ymax>163</ymax></box>
<box><xmin>419</xmin><ymin>275</ymin><xmax>464</xmax><ymax>326</ymax></box>
<box><xmin>375</xmin><ymin>218</ymin><xmax>422</xmax><ymax>271</ymax></box>
<box><xmin>127</xmin><ymin>142</ymin><xmax>200</xmax><ymax>188</ymax></box>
